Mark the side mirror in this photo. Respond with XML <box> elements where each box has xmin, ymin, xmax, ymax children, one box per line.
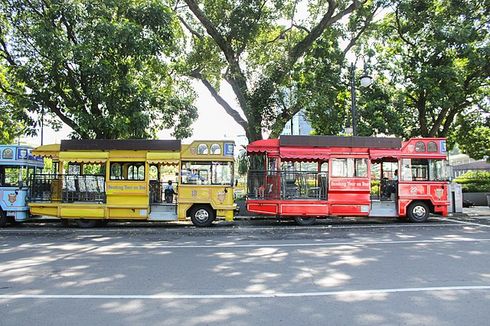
<box><xmin>18</xmin><ymin>180</ymin><xmax>24</xmax><ymax>189</ymax></box>
<box><xmin>234</xmin><ymin>180</ymin><xmax>238</xmax><ymax>187</ymax></box>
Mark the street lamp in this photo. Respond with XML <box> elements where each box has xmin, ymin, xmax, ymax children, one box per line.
<box><xmin>350</xmin><ymin>61</ymin><xmax>373</xmax><ymax>136</ymax></box>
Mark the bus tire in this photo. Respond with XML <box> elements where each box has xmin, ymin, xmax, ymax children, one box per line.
<box><xmin>0</xmin><ymin>209</ymin><xmax>7</xmax><ymax>228</ymax></box>
<box><xmin>76</xmin><ymin>219</ymin><xmax>98</xmax><ymax>228</ymax></box>
<box><xmin>407</xmin><ymin>201</ymin><xmax>429</xmax><ymax>223</ymax></box>
<box><xmin>294</xmin><ymin>217</ymin><xmax>317</xmax><ymax>226</ymax></box>
<box><xmin>190</xmin><ymin>205</ymin><xmax>215</xmax><ymax>227</ymax></box>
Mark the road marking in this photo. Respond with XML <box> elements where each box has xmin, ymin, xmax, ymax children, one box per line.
<box><xmin>1</xmin><ymin>285</ymin><xmax>489</xmax><ymax>300</ymax></box>
<box><xmin>0</xmin><ymin>222</ymin><xmax>465</xmax><ymax>233</ymax></box>
<box><xmin>434</xmin><ymin>217</ymin><xmax>490</xmax><ymax>228</ymax></box>
<box><xmin>11</xmin><ymin>237</ymin><xmax>490</xmax><ymax>250</ymax></box>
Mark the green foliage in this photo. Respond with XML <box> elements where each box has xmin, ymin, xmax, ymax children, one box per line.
<box><xmin>0</xmin><ymin>0</ymin><xmax>197</xmax><ymax>139</ymax></box>
<box><xmin>449</xmin><ymin>110</ymin><xmax>490</xmax><ymax>160</ymax></box>
<box><xmin>237</xmin><ymin>150</ymin><xmax>249</xmax><ymax>176</ymax></box>
<box><xmin>359</xmin><ymin>0</ymin><xmax>490</xmax><ymax>139</ymax></box>
<box><xmin>454</xmin><ymin>171</ymin><xmax>490</xmax><ymax>192</ymax></box>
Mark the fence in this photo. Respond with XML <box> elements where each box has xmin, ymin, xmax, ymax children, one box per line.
<box><xmin>29</xmin><ymin>174</ymin><xmax>106</xmax><ymax>203</ymax></box>
<box><xmin>247</xmin><ymin>170</ymin><xmax>327</xmax><ymax>200</ymax></box>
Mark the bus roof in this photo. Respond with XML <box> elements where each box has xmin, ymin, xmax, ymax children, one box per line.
<box><xmin>279</xmin><ymin>135</ymin><xmax>402</xmax><ymax>149</ymax></box>
<box><xmin>0</xmin><ymin>144</ymin><xmax>44</xmax><ymax>167</ymax></box>
<box><xmin>248</xmin><ymin>136</ymin><xmax>447</xmax><ymax>160</ymax></box>
<box><xmin>60</xmin><ymin>139</ymin><xmax>181</xmax><ymax>151</ymax></box>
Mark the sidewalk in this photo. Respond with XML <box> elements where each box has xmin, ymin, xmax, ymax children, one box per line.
<box><xmin>460</xmin><ymin>205</ymin><xmax>490</xmax><ymax>218</ymax></box>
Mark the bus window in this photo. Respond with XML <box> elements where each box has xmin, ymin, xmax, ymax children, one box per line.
<box><xmin>212</xmin><ymin>162</ymin><xmax>233</xmax><ymax>185</ymax></box>
<box><xmin>320</xmin><ymin>162</ymin><xmax>328</xmax><ymax>172</ymax></box>
<box><xmin>249</xmin><ymin>154</ymin><xmax>265</xmax><ymax>171</ymax></box>
<box><xmin>110</xmin><ymin>162</ymin><xmax>145</xmax><ymax>181</ymax></box>
<box><xmin>210</xmin><ymin>144</ymin><xmax>221</xmax><ymax>155</ymax></box>
<box><xmin>82</xmin><ymin>164</ymin><xmax>105</xmax><ymax>175</ymax></box>
<box><xmin>332</xmin><ymin>159</ymin><xmax>349</xmax><ymax>177</ymax></box>
<box><xmin>181</xmin><ymin>161</ymin><xmax>233</xmax><ymax>185</ymax></box>
<box><xmin>401</xmin><ymin>159</ymin><xmax>448</xmax><ymax>181</ymax></box>
<box><xmin>197</xmin><ymin>144</ymin><xmax>208</xmax><ymax>155</ymax></box>
<box><xmin>127</xmin><ymin>164</ymin><xmax>145</xmax><ymax>180</ymax></box>
<box><xmin>429</xmin><ymin>159</ymin><xmax>449</xmax><ymax>181</ymax></box>
<box><xmin>0</xmin><ymin>166</ymin><xmax>27</xmax><ymax>187</ymax></box>
<box><xmin>110</xmin><ymin>163</ymin><xmax>122</xmax><ymax>180</ymax></box>
<box><xmin>332</xmin><ymin>158</ymin><xmax>367</xmax><ymax>177</ymax></box>
<box><xmin>355</xmin><ymin>159</ymin><xmax>368</xmax><ymax>177</ymax></box>
<box><xmin>67</xmin><ymin>163</ymin><xmax>81</xmax><ymax>175</ymax></box>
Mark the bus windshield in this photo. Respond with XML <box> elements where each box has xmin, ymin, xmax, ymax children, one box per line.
<box><xmin>401</xmin><ymin>159</ymin><xmax>449</xmax><ymax>181</ymax></box>
<box><xmin>0</xmin><ymin>166</ymin><xmax>32</xmax><ymax>187</ymax></box>
<box><xmin>181</xmin><ymin>161</ymin><xmax>233</xmax><ymax>185</ymax></box>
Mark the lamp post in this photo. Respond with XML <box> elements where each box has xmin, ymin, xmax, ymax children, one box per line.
<box><xmin>350</xmin><ymin>61</ymin><xmax>373</xmax><ymax>136</ymax></box>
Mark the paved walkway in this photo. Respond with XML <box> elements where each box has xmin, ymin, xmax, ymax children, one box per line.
<box><xmin>461</xmin><ymin>205</ymin><xmax>490</xmax><ymax>217</ymax></box>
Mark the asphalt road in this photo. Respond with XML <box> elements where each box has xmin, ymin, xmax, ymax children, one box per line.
<box><xmin>1</xmin><ymin>216</ymin><xmax>489</xmax><ymax>326</ymax></box>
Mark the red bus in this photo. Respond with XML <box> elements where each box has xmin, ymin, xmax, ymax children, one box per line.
<box><xmin>246</xmin><ymin>135</ymin><xmax>449</xmax><ymax>225</ymax></box>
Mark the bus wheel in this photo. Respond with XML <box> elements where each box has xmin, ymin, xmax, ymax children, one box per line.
<box><xmin>0</xmin><ymin>210</ymin><xmax>7</xmax><ymax>228</ymax></box>
<box><xmin>294</xmin><ymin>217</ymin><xmax>317</xmax><ymax>226</ymax></box>
<box><xmin>190</xmin><ymin>205</ymin><xmax>215</xmax><ymax>227</ymax></box>
<box><xmin>76</xmin><ymin>219</ymin><xmax>98</xmax><ymax>228</ymax></box>
<box><xmin>407</xmin><ymin>201</ymin><xmax>429</xmax><ymax>223</ymax></box>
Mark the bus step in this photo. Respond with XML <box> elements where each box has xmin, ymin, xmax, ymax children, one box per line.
<box><xmin>149</xmin><ymin>204</ymin><xmax>178</xmax><ymax>221</ymax></box>
<box><xmin>369</xmin><ymin>201</ymin><xmax>397</xmax><ymax>217</ymax></box>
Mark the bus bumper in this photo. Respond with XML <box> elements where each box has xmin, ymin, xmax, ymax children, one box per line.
<box><xmin>6</xmin><ymin>210</ymin><xmax>28</xmax><ymax>222</ymax></box>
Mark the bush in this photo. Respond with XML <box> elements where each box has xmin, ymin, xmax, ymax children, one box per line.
<box><xmin>454</xmin><ymin>171</ymin><xmax>490</xmax><ymax>192</ymax></box>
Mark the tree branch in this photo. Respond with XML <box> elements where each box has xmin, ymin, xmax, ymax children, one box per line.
<box><xmin>183</xmin><ymin>0</ymin><xmax>236</xmax><ymax>63</ymax></box>
<box><xmin>342</xmin><ymin>4</ymin><xmax>379</xmax><ymax>57</ymax></box>
<box><xmin>191</xmin><ymin>70</ymin><xmax>249</xmax><ymax>131</ymax></box>
<box><xmin>395</xmin><ymin>5</ymin><xmax>416</xmax><ymax>48</ymax></box>
<box><xmin>177</xmin><ymin>15</ymin><xmax>204</xmax><ymax>40</ymax></box>
<box><xmin>184</xmin><ymin>0</ymin><xmax>250</xmax><ymax>114</ymax></box>
<box><xmin>0</xmin><ymin>37</ymin><xmax>17</xmax><ymax>66</ymax></box>
<box><xmin>45</xmin><ymin>100</ymin><xmax>88</xmax><ymax>138</ymax></box>
<box><xmin>269</xmin><ymin>103</ymin><xmax>303</xmax><ymax>139</ymax></box>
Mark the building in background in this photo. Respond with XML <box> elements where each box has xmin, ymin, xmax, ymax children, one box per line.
<box><xmin>281</xmin><ymin>110</ymin><xmax>313</xmax><ymax>136</ymax></box>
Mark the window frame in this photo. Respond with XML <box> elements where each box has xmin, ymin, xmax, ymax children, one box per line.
<box><xmin>331</xmin><ymin>158</ymin><xmax>369</xmax><ymax>178</ymax></box>
<box><xmin>109</xmin><ymin>162</ymin><xmax>146</xmax><ymax>181</ymax></box>
<box><xmin>181</xmin><ymin>161</ymin><xmax>234</xmax><ymax>185</ymax></box>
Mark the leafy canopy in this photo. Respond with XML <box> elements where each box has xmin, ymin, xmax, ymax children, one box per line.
<box><xmin>0</xmin><ymin>0</ymin><xmax>197</xmax><ymax>139</ymax></box>
<box><xmin>176</xmin><ymin>0</ymin><xmax>379</xmax><ymax>141</ymax></box>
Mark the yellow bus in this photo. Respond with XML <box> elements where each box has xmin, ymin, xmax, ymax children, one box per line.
<box><xmin>28</xmin><ymin>139</ymin><xmax>236</xmax><ymax>227</ymax></box>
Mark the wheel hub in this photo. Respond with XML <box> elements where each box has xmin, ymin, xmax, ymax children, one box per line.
<box><xmin>195</xmin><ymin>209</ymin><xmax>209</xmax><ymax>222</ymax></box>
<box><xmin>413</xmin><ymin>205</ymin><xmax>426</xmax><ymax>218</ymax></box>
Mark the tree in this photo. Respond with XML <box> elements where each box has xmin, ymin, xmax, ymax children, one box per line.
<box><xmin>0</xmin><ymin>0</ymin><xmax>197</xmax><ymax>139</ymax></box>
<box><xmin>175</xmin><ymin>0</ymin><xmax>380</xmax><ymax>141</ymax></box>
<box><xmin>358</xmin><ymin>0</ymin><xmax>489</xmax><ymax>139</ymax></box>
<box><xmin>0</xmin><ymin>91</ymin><xmax>29</xmax><ymax>143</ymax></box>
<box><xmin>450</xmin><ymin>108</ymin><xmax>490</xmax><ymax>160</ymax></box>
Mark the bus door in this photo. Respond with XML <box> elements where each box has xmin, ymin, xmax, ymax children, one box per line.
<box><xmin>0</xmin><ymin>164</ymin><xmax>29</xmax><ymax>222</ymax></box>
<box><xmin>328</xmin><ymin>157</ymin><xmax>370</xmax><ymax>216</ymax></box>
<box><xmin>369</xmin><ymin>159</ymin><xmax>398</xmax><ymax>217</ymax></box>
<box><xmin>148</xmin><ymin>163</ymin><xmax>179</xmax><ymax>221</ymax></box>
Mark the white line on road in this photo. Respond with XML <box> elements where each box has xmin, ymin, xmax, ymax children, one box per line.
<box><xmin>1</xmin><ymin>285</ymin><xmax>489</xmax><ymax>300</ymax></box>
<box><xmin>434</xmin><ymin>217</ymin><xmax>490</xmax><ymax>228</ymax></box>
<box><xmin>12</xmin><ymin>237</ymin><xmax>490</xmax><ymax>250</ymax></box>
